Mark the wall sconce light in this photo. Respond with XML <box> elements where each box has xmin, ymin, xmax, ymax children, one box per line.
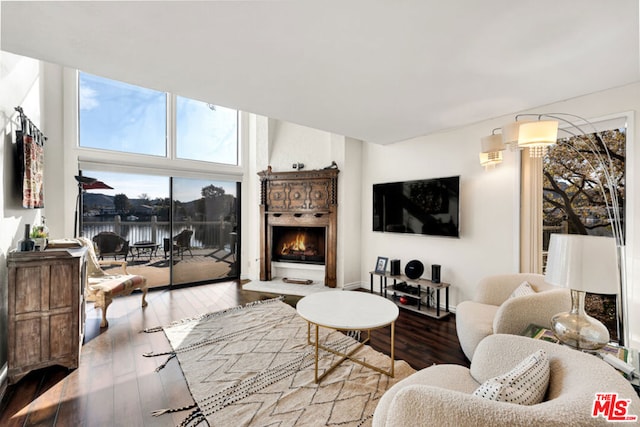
<box><xmin>479</xmin><ymin>130</ymin><xmax>505</xmax><ymax>168</ymax></box>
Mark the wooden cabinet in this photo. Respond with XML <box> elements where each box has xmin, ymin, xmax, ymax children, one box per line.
<box><xmin>7</xmin><ymin>247</ymin><xmax>87</xmax><ymax>384</ymax></box>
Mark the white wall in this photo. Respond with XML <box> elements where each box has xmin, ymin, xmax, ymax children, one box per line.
<box><xmin>360</xmin><ymin>123</ymin><xmax>520</xmax><ymax>306</ymax></box>
<box><xmin>360</xmin><ymin>82</ymin><xmax>640</xmax><ymax>348</ymax></box>
<box><xmin>0</xmin><ymin>51</ymin><xmax>45</xmax><ymax>395</ymax></box>
<box><xmin>245</xmin><ymin>119</ymin><xmax>363</xmax><ymax>288</ymax></box>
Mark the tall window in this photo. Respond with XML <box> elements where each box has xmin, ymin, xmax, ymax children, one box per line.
<box><xmin>79</xmin><ymin>73</ymin><xmax>167</xmax><ymax>156</ymax></box>
<box><xmin>78</xmin><ymin>72</ymin><xmax>239</xmax><ymax>166</ymax></box>
<box><xmin>176</xmin><ymin>96</ymin><xmax>238</xmax><ymax>164</ymax></box>
<box><xmin>540</xmin><ymin>123</ymin><xmax>626</xmax><ymax>341</ymax></box>
<box><xmin>77</xmin><ymin>72</ymin><xmax>242</xmax><ymax>288</ymax></box>
<box><xmin>542</xmin><ymin>127</ymin><xmax>626</xmax><ymax>261</ymax></box>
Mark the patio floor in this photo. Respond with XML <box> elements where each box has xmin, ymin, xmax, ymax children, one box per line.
<box><xmin>101</xmin><ymin>247</ymin><xmax>235</xmax><ymax>289</ymax></box>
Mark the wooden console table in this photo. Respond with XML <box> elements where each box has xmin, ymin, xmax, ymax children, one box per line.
<box><xmin>369</xmin><ymin>271</ymin><xmax>450</xmax><ymax>319</ymax></box>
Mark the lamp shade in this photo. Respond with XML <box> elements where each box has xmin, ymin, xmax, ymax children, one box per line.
<box><xmin>517</xmin><ymin>120</ymin><xmax>559</xmax><ymax>148</ymax></box>
<box><xmin>481</xmin><ymin>133</ymin><xmax>505</xmax><ymax>153</ymax></box>
<box><xmin>479</xmin><ymin>133</ymin><xmax>505</xmax><ymax>167</ymax></box>
<box><xmin>545</xmin><ymin>234</ymin><xmax>619</xmax><ymax>295</ymax></box>
<box><xmin>500</xmin><ymin>120</ymin><xmax>524</xmax><ymax>145</ymax></box>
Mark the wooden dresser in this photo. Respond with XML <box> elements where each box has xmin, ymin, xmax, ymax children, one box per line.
<box><xmin>7</xmin><ymin>247</ymin><xmax>87</xmax><ymax>384</ymax></box>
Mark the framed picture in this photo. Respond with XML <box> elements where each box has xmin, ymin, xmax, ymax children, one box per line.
<box><xmin>375</xmin><ymin>256</ymin><xmax>388</xmax><ymax>274</ymax></box>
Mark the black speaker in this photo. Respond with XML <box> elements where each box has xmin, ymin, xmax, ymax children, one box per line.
<box><xmin>431</xmin><ymin>264</ymin><xmax>441</xmax><ymax>283</ymax></box>
<box><xmin>404</xmin><ymin>260</ymin><xmax>424</xmax><ymax>280</ymax></box>
<box><xmin>390</xmin><ymin>259</ymin><xmax>401</xmax><ymax>275</ymax></box>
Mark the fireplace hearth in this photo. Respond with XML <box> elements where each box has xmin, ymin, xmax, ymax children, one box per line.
<box><xmin>259</xmin><ymin>166</ymin><xmax>339</xmax><ymax>287</ymax></box>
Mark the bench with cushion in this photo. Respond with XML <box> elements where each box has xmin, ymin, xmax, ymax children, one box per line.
<box><xmin>79</xmin><ymin>237</ymin><xmax>148</xmax><ymax>327</ymax></box>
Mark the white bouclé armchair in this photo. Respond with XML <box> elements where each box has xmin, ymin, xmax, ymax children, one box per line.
<box><xmin>455</xmin><ymin>273</ymin><xmax>571</xmax><ymax>361</ymax></box>
<box><xmin>373</xmin><ymin>334</ymin><xmax>640</xmax><ymax>427</ymax></box>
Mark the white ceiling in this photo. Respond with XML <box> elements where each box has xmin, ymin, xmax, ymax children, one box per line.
<box><xmin>2</xmin><ymin>1</ymin><xmax>639</xmax><ymax>144</ymax></box>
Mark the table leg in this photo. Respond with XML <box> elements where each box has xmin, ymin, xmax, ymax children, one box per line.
<box><xmin>314</xmin><ymin>323</ymin><xmax>319</xmax><ymax>383</ymax></box>
<box><xmin>390</xmin><ymin>321</ymin><xmax>395</xmax><ymax>377</ymax></box>
<box><xmin>312</xmin><ymin>323</ymin><xmax>395</xmax><ymax>383</ymax></box>
<box><xmin>370</xmin><ymin>273</ymin><xmax>373</xmax><ymax>293</ymax></box>
<box><xmin>445</xmin><ymin>286</ymin><xmax>449</xmax><ymax>313</ymax></box>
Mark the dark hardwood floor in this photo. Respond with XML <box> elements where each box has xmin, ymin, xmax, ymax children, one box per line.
<box><xmin>0</xmin><ymin>281</ymin><xmax>469</xmax><ymax>426</ymax></box>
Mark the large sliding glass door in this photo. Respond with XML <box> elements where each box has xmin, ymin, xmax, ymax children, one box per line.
<box><xmin>80</xmin><ymin>170</ymin><xmax>240</xmax><ymax>289</ymax></box>
<box><xmin>170</xmin><ymin>177</ymin><xmax>239</xmax><ymax>286</ymax></box>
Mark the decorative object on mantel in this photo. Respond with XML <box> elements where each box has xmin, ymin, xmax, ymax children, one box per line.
<box><xmin>323</xmin><ymin>160</ymin><xmax>339</xmax><ymax>169</ymax></box>
<box><xmin>480</xmin><ymin>113</ymin><xmax>628</xmax><ymax>347</ymax></box>
<box><xmin>143</xmin><ymin>297</ymin><xmax>415</xmax><ymax>426</ymax></box>
<box><xmin>258</xmin><ymin>165</ymin><xmax>339</xmax><ymax>287</ymax></box>
<box><xmin>15</xmin><ymin>106</ymin><xmax>47</xmax><ymax>209</ymax></box>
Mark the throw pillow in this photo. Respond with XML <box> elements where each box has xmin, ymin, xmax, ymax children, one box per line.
<box><xmin>473</xmin><ymin>349</ymin><xmax>549</xmax><ymax>405</ymax></box>
<box><xmin>510</xmin><ymin>281</ymin><xmax>536</xmax><ymax>298</ymax></box>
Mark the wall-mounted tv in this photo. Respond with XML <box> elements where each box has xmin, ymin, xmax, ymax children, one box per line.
<box><xmin>373</xmin><ymin>176</ymin><xmax>460</xmax><ymax>238</ymax></box>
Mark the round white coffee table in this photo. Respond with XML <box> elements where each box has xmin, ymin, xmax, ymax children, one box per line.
<box><xmin>297</xmin><ymin>291</ymin><xmax>399</xmax><ymax>383</ymax></box>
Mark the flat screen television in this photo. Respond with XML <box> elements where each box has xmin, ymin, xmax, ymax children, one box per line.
<box><xmin>373</xmin><ymin>176</ymin><xmax>460</xmax><ymax>238</ymax></box>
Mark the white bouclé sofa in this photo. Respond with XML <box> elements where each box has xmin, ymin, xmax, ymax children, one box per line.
<box><xmin>455</xmin><ymin>273</ymin><xmax>571</xmax><ymax>360</ymax></box>
<box><xmin>373</xmin><ymin>334</ymin><xmax>640</xmax><ymax>427</ymax></box>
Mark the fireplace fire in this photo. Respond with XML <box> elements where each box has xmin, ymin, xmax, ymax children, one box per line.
<box><xmin>272</xmin><ymin>227</ymin><xmax>325</xmax><ymax>264</ymax></box>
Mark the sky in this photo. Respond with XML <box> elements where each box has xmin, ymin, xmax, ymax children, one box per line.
<box><xmin>78</xmin><ymin>72</ymin><xmax>239</xmax><ymax>201</ymax></box>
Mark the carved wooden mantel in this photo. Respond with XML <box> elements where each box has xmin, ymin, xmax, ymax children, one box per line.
<box><xmin>259</xmin><ymin>166</ymin><xmax>339</xmax><ymax>287</ymax></box>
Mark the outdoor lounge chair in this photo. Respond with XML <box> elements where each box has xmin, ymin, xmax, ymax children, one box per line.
<box><xmin>164</xmin><ymin>229</ymin><xmax>194</xmax><ymax>259</ymax></box>
<box><xmin>92</xmin><ymin>231</ymin><xmax>130</xmax><ymax>261</ymax></box>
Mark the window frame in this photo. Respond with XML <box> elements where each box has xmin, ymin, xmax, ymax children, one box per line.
<box><xmin>76</xmin><ymin>71</ymin><xmax>244</xmax><ymax>172</ymax></box>
<box><xmin>519</xmin><ymin>112</ymin><xmax>634</xmax><ymax>275</ymax></box>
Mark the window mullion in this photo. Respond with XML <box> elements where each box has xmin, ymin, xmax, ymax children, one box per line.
<box><xmin>167</xmin><ymin>93</ymin><xmax>177</xmax><ymax>160</ymax></box>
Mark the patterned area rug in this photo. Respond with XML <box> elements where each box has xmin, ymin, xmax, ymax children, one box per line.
<box><xmin>144</xmin><ymin>297</ymin><xmax>415</xmax><ymax>426</ymax></box>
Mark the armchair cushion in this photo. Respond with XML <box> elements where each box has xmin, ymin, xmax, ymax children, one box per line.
<box><xmin>472</xmin><ymin>349</ymin><xmax>549</xmax><ymax>405</ymax></box>
<box><xmin>510</xmin><ymin>281</ymin><xmax>536</xmax><ymax>298</ymax></box>
<box><xmin>456</xmin><ymin>273</ymin><xmax>571</xmax><ymax>360</ymax></box>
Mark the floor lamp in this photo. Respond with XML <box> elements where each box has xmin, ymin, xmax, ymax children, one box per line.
<box><xmin>480</xmin><ymin>113</ymin><xmax>628</xmax><ymax>347</ymax></box>
<box><xmin>74</xmin><ymin>175</ymin><xmax>96</xmax><ymax>238</ymax></box>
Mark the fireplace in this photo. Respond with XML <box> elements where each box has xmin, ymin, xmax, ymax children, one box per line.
<box><xmin>272</xmin><ymin>226</ymin><xmax>326</xmax><ymax>264</ymax></box>
<box><xmin>259</xmin><ymin>166</ymin><xmax>339</xmax><ymax>287</ymax></box>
